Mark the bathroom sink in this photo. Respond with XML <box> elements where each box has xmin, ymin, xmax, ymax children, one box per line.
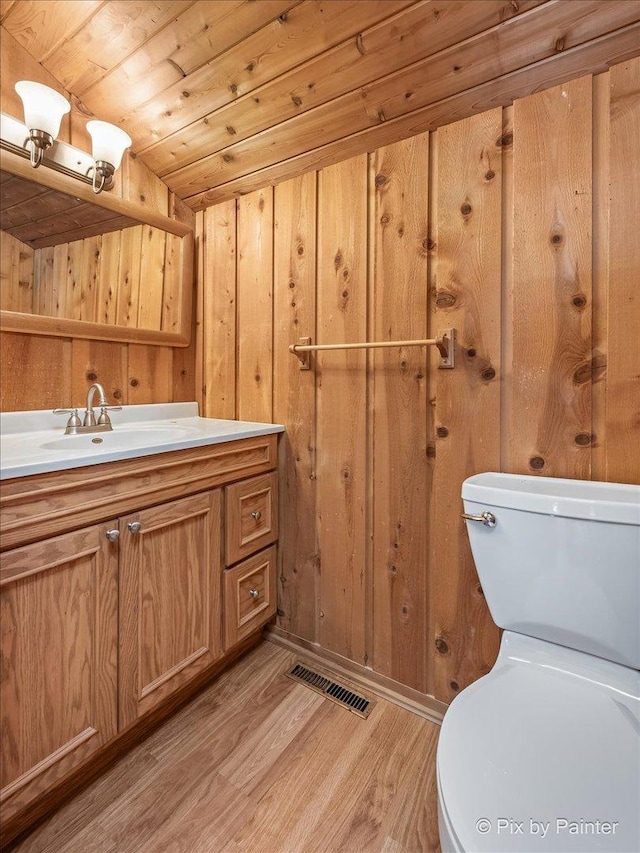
<box><xmin>39</xmin><ymin>424</ymin><xmax>197</xmax><ymax>452</ymax></box>
<box><xmin>1</xmin><ymin>402</ymin><xmax>285</xmax><ymax>480</ymax></box>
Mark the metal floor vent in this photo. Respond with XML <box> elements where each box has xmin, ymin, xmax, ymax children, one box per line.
<box><xmin>287</xmin><ymin>662</ymin><xmax>375</xmax><ymax>718</ymax></box>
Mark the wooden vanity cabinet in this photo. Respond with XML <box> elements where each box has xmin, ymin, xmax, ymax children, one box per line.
<box><xmin>0</xmin><ymin>433</ymin><xmax>279</xmax><ymax>836</ymax></box>
<box><xmin>0</xmin><ymin>522</ymin><xmax>119</xmax><ymax>817</ymax></box>
<box><xmin>118</xmin><ymin>490</ymin><xmax>223</xmax><ymax>726</ymax></box>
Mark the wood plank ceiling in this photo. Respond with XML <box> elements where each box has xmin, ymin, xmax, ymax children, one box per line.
<box><xmin>2</xmin><ymin>0</ymin><xmax>639</xmax><ymax>210</ymax></box>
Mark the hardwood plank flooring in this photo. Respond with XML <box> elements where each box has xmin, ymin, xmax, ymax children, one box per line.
<box><xmin>13</xmin><ymin>641</ymin><xmax>441</xmax><ymax>853</ymax></box>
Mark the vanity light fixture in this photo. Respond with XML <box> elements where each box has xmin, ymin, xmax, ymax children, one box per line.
<box><xmin>1</xmin><ymin>80</ymin><xmax>132</xmax><ymax>193</ymax></box>
<box><xmin>14</xmin><ymin>80</ymin><xmax>70</xmax><ymax>168</ymax></box>
<box><xmin>86</xmin><ymin>120</ymin><xmax>132</xmax><ymax>194</ymax></box>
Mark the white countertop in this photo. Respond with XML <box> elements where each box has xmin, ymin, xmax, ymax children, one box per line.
<box><xmin>0</xmin><ymin>403</ymin><xmax>284</xmax><ymax>480</ymax></box>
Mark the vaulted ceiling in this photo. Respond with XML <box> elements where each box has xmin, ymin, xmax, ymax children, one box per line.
<box><xmin>2</xmin><ymin>0</ymin><xmax>639</xmax><ymax>209</ymax></box>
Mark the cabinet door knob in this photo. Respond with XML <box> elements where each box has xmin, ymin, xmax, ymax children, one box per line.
<box><xmin>127</xmin><ymin>521</ymin><xmax>142</xmax><ymax>533</ymax></box>
<box><xmin>251</xmin><ymin>510</ymin><xmax>262</xmax><ymax>522</ymax></box>
<box><xmin>249</xmin><ymin>589</ymin><xmax>260</xmax><ymax>599</ymax></box>
<box><xmin>105</xmin><ymin>529</ymin><xmax>120</xmax><ymax>542</ymax></box>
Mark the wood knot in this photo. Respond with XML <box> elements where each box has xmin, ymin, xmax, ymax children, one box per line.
<box><xmin>291</xmin><ymin>95</ymin><xmax>302</xmax><ymax>107</ymax></box>
<box><xmin>481</xmin><ymin>366</ymin><xmax>496</xmax><ymax>381</ymax></box>
<box><xmin>573</xmin><ymin>362</ymin><xmax>593</xmax><ymax>385</ymax></box>
<box><xmin>389</xmin><ymin>564</ymin><xmax>397</xmax><ymax>574</ymax></box>
<box><xmin>355</xmin><ymin>33</ymin><xmax>365</xmax><ymax>55</ymax></box>
<box><xmin>497</xmin><ymin>131</ymin><xmax>513</xmax><ymax>148</ymax></box>
<box><xmin>226</xmin><ymin>125</ymin><xmax>236</xmax><ymax>136</ymax></box>
<box><xmin>129</xmin><ymin>378</ymin><xmax>139</xmax><ymax>388</ymax></box>
<box><xmin>572</xmin><ymin>294</ymin><xmax>587</xmax><ymax>308</ymax></box>
<box><xmin>423</xmin><ymin>237</ymin><xmax>436</xmax><ymax>251</ymax></box>
<box><xmin>529</xmin><ymin>456</ymin><xmax>545</xmax><ymax>470</ymax></box>
<box><xmin>453</xmin><ymin>65</ymin><xmax>462</xmax><ymax>72</ymax></box>
<box><xmin>436</xmin><ymin>426</ymin><xmax>449</xmax><ymax>438</ymax></box>
<box><xmin>334</xmin><ymin>251</ymin><xmax>343</xmax><ymax>269</ymax></box>
<box><xmin>113</xmin><ymin>389</ymin><xmax>122</xmax><ymax>400</ymax></box>
<box><xmin>245</xmin><ymin>62</ymin><xmax>255</xmax><ymax>73</ymax></box>
<box><xmin>375</xmin><ymin>173</ymin><xmax>387</xmax><ymax>187</ymax></box>
<box><xmin>254</xmin><ymin>374</ymin><xmax>261</xmax><ymax>383</ymax></box>
<box><xmin>380</xmin><ymin>214</ymin><xmax>390</xmax><ymax>225</ymax></box>
<box><xmin>297</xmin><ymin>243</ymin><xmax>304</xmax><ymax>256</ymax></box>
<box><xmin>574</xmin><ymin>432</ymin><xmax>592</xmax><ymax>446</ymax></box>
<box><xmin>426</xmin><ymin>444</ymin><xmax>436</xmax><ymax>459</ymax></box>
<box><xmin>288</xmin><ymin>279</ymin><xmax>296</xmax><ymax>289</ymax></box>
<box><xmin>229</xmin><ymin>83</ymin><xmax>238</xmax><ymax>94</ymax></box>
<box><xmin>435</xmin><ymin>290</ymin><xmax>456</xmax><ymax>309</ymax></box>
<box><xmin>86</xmin><ymin>371</ymin><xmax>98</xmax><ymax>381</ymax></box>
<box><xmin>342</xmin><ymin>289</ymin><xmax>349</xmax><ymax>298</ymax></box>
<box><xmin>435</xmin><ymin>637</ymin><xmax>449</xmax><ymax>654</ymax></box>
<box><xmin>467</xmin><ymin>348</ymin><xmax>477</xmax><ymax>358</ymax></box>
<box><xmin>550</xmin><ymin>232</ymin><xmax>563</xmax><ymax>246</ymax></box>
<box><xmin>222</xmin><ymin>153</ymin><xmax>233</xmax><ymax>163</ymax></box>
<box><xmin>460</xmin><ymin>202</ymin><xmax>473</xmax><ymax>217</ymax></box>
<box><xmin>450</xmin><ymin>681</ymin><xmax>459</xmax><ymax>692</ymax></box>
<box><xmin>485</xmin><ymin>170</ymin><xmax>495</xmax><ymax>181</ymax></box>
<box><xmin>258</xmin><ymin>197</ymin><xmax>265</xmax><ymax>212</ymax></box>
<box><xmin>555</xmin><ymin>36</ymin><xmax>566</xmax><ymax>51</ymax></box>
<box><xmin>182</xmin><ymin>90</ymin><xmax>189</xmax><ymax>99</ymax></box>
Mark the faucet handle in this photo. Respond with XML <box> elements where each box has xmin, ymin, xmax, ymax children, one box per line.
<box><xmin>53</xmin><ymin>408</ymin><xmax>82</xmax><ymax>431</ymax></box>
<box><xmin>97</xmin><ymin>405</ymin><xmax>122</xmax><ymax>426</ymax></box>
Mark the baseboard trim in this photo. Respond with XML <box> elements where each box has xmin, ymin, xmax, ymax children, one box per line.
<box><xmin>1</xmin><ymin>631</ymin><xmax>263</xmax><ymax>851</ymax></box>
<box><xmin>265</xmin><ymin>626</ymin><xmax>447</xmax><ymax>725</ymax></box>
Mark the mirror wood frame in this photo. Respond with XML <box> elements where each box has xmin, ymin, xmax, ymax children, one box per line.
<box><xmin>0</xmin><ymin>148</ymin><xmax>194</xmax><ymax>347</ymax></box>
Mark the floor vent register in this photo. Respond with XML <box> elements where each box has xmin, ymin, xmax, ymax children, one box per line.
<box><xmin>286</xmin><ymin>662</ymin><xmax>375</xmax><ymax>719</ymax></box>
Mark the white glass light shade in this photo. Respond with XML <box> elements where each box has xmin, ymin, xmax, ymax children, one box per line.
<box><xmin>15</xmin><ymin>81</ymin><xmax>70</xmax><ymax>139</ymax></box>
<box><xmin>86</xmin><ymin>120</ymin><xmax>132</xmax><ymax>170</ymax></box>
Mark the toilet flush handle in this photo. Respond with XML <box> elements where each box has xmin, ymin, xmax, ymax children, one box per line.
<box><xmin>461</xmin><ymin>511</ymin><xmax>497</xmax><ymax>528</ymax></box>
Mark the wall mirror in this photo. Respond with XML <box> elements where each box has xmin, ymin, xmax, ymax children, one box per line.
<box><xmin>0</xmin><ymin>154</ymin><xmax>193</xmax><ymax>347</ymax></box>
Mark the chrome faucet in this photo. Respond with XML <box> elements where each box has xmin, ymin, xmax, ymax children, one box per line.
<box><xmin>54</xmin><ymin>382</ymin><xmax>122</xmax><ymax>435</ymax></box>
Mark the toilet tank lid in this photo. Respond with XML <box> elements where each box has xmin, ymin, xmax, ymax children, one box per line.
<box><xmin>462</xmin><ymin>473</ymin><xmax>640</xmax><ymax>525</ymax></box>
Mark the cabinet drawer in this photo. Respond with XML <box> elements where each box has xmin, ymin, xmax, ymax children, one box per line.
<box><xmin>225</xmin><ymin>472</ymin><xmax>278</xmax><ymax>565</ymax></box>
<box><xmin>224</xmin><ymin>546</ymin><xmax>276</xmax><ymax>650</ymax></box>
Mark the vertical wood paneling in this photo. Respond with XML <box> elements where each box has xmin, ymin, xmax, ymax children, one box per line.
<box><xmin>606</xmin><ymin>58</ymin><xmax>640</xmax><ymax>481</ymax></box>
<box><xmin>96</xmin><ymin>231</ymin><xmax>120</xmax><ymax>326</ymax></box>
<box><xmin>0</xmin><ymin>232</ymin><xmax>33</xmax><ymax>313</ymax></box>
<box><xmin>137</xmin><ymin>226</ymin><xmax>165</xmax><ymax>331</ymax></box>
<box><xmin>71</xmin><ymin>341</ymin><xmax>128</xmax><ymax>408</ymax></box>
<box><xmin>80</xmin><ymin>235</ymin><xmax>101</xmax><ymax>323</ymax></box>
<box><xmin>128</xmin><ymin>345</ymin><xmax>174</xmax><ymax>405</ymax></box>
<box><xmin>237</xmin><ymin>189</ymin><xmax>273</xmax><ymax>423</ymax></box>
<box><xmin>273</xmin><ymin>173</ymin><xmax>318</xmax><ymax>642</ymax></box>
<box><xmin>510</xmin><ymin>76</ymin><xmax>593</xmax><ymax>478</ymax></box>
<box><xmin>116</xmin><ymin>226</ymin><xmax>142</xmax><ymax>328</ymax></box>
<box><xmin>370</xmin><ymin>134</ymin><xmax>429</xmax><ymax>692</ymax></box>
<box><xmin>202</xmin><ymin>201</ymin><xmax>236</xmax><ymax>418</ymax></box>
<box><xmin>316</xmin><ymin>155</ymin><xmax>368</xmax><ymax>663</ymax></box>
<box><xmin>0</xmin><ymin>333</ymin><xmax>72</xmax><ymax>410</ymax></box>
<box><xmin>431</xmin><ymin>109</ymin><xmax>503</xmax><ymax>702</ymax></box>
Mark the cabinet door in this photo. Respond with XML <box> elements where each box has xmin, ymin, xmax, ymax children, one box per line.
<box><xmin>225</xmin><ymin>472</ymin><xmax>278</xmax><ymax>565</ymax></box>
<box><xmin>119</xmin><ymin>490</ymin><xmax>223</xmax><ymax>726</ymax></box>
<box><xmin>1</xmin><ymin>523</ymin><xmax>118</xmax><ymax>821</ymax></box>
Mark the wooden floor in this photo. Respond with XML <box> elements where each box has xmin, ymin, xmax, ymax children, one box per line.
<box><xmin>13</xmin><ymin>641</ymin><xmax>441</xmax><ymax>853</ymax></box>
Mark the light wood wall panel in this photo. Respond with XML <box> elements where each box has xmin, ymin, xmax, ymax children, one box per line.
<box><xmin>316</xmin><ymin>157</ymin><xmax>368</xmax><ymax>664</ymax></box>
<box><xmin>370</xmin><ymin>134</ymin><xmax>429</xmax><ymax>692</ymax></box>
<box><xmin>273</xmin><ymin>173</ymin><xmax>318</xmax><ymax>642</ymax></box>
<box><xmin>606</xmin><ymin>60</ymin><xmax>640</xmax><ymax>481</ymax></box>
<box><xmin>510</xmin><ymin>76</ymin><xmax>594</xmax><ymax>478</ymax></box>
<box><xmin>236</xmin><ymin>189</ymin><xmax>274</xmax><ymax>423</ymax></box>
<box><xmin>430</xmin><ymin>109</ymin><xmax>503</xmax><ymax>701</ymax></box>
<box><xmin>0</xmin><ymin>232</ymin><xmax>33</xmax><ymax>313</ymax></box>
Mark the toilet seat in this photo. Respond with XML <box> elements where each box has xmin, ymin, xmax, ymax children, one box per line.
<box><xmin>437</xmin><ymin>631</ymin><xmax>640</xmax><ymax>853</ymax></box>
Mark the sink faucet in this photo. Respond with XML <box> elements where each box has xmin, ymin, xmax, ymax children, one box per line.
<box><xmin>53</xmin><ymin>382</ymin><xmax>121</xmax><ymax>435</ymax></box>
<box><xmin>84</xmin><ymin>382</ymin><xmax>108</xmax><ymax>427</ymax></box>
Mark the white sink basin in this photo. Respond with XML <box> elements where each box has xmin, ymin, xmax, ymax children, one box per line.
<box><xmin>1</xmin><ymin>403</ymin><xmax>284</xmax><ymax>480</ymax></box>
<box><xmin>40</xmin><ymin>424</ymin><xmax>197</xmax><ymax>452</ymax></box>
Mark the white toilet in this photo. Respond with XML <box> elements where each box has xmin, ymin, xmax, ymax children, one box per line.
<box><xmin>437</xmin><ymin>473</ymin><xmax>640</xmax><ymax>853</ymax></box>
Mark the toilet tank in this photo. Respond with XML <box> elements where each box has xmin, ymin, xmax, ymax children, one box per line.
<box><xmin>462</xmin><ymin>473</ymin><xmax>640</xmax><ymax>669</ymax></box>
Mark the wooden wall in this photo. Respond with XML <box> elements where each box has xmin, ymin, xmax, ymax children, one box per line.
<box><xmin>196</xmin><ymin>59</ymin><xmax>640</xmax><ymax>705</ymax></box>
<box><xmin>0</xmin><ymin>29</ymin><xmax>195</xmax><ymax>413</ymax></box>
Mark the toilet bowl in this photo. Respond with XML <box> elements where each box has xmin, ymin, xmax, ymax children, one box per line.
<box><xmin>436</xmin><ymin>474</ymin><xmax>640</xmax><ymax>853</ymax></box>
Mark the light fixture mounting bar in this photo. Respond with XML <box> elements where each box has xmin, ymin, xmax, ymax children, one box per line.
<box><xmin>0</xmin><ymin>112</ymin><xmax>114</xmax><ymax>190</ymax></box>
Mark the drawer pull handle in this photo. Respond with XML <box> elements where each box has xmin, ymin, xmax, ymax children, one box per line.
<box><xmin>251</xmin><ymin>511</ymin><xmax>262</xmax><ymax>522</ymax></box>
<box><xmin>249</xmin><ymin>589</ymin><xmax>260</xmax><ymax>599</ymax></box>
<box><xmin>105</xmin><ymin>529</ymin><xmax>120</xmax><ymax>542</ymax></box>
<box><xmin>127</xmin><ymin>521</ymin><xmax>142</xmax><ymax>533</ymax></box>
